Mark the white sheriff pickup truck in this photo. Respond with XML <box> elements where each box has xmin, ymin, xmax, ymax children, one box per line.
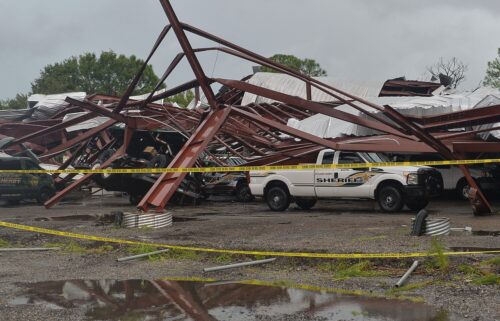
<box><xmin>249</xmin><ymin>149</ymin><xmax>443</xmax><ymax>213</ymax></box>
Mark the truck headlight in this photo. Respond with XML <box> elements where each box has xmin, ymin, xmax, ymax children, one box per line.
<box><xmin>406</xmin><ymin>173</ymin><xmax>419</xmax><ymax>185</ymax></box>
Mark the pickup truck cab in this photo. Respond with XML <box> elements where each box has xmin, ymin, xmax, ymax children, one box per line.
<box><xmin>249</xmin><ymin>149</ymin><xmax>443</xmax><ymax>213</ymax></box>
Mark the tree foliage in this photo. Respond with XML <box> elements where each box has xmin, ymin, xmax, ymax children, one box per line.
<box><xmin>484</xmin><ymin>48</ymin><xmax>500</xmax><ymax>89</ymax></box>
<box><xmin>166</xmin><ymin>90</ymin><xmax>195</xmax><ymax>108</ymax></box>
<box><xmin>31</xmin><ymin>51</ymin><xmax>161</xmax><ymax>96</ymax></box>
<box><xmin>426</xmin><ymin>57</ymin><xmax>468</xmax><ymax>89</ymax></box>
<box><xmin>260</xmin><ymin>54</ymin><xmax>327</xmax><ymax>77</ymax></box>
<box><xmin>0</xmin><ymin>93</ymin><xmax>28</xmax><ymax>110</ymax></box>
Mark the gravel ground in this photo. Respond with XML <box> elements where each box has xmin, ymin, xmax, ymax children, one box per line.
<box><xmin>0</xmin><ymin>194</ymin><xmax>499</xmax><ymax>320</ymax></box>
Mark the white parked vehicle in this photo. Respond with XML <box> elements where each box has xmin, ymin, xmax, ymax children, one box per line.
<box><xmin>405</xmin><ymin>155</ymin><xmax>499</xmax><ymax>200</ymax></box>
<box><xmin>249</xmin><ymin>149</ymin><xmax>443</xmax><ymax>213</ymax></box>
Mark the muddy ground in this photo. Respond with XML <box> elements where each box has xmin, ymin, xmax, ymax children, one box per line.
<box><xmin>0</xmin><ymin>193</ymin><xmax>499</xmax><ymax>321</ymax></box>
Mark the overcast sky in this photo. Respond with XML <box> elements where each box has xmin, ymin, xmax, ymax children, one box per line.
<box><xmin>1</xmin><ymin>0</ymin><xmax>499</xmax><ymax>99</ymax></box>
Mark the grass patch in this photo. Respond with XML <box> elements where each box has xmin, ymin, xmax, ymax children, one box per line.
<box><xmin>425</xmin><ymin>238</ymin><xmax>449</xmax><ymax>274</ymax></box>
<box><xmin>214</xmin><ymin>253</ymin><xmax>234</xmax><ymax>264</ymax></box>
<box><xmin>0</xmin><ymin>238</ymin><xmax>11</xmax><ymax>248</ymax></box>
<box><xmin>318</xmin><ymin>260</ymin><xmax>389</xmax><ymax>281</ymax></box>
<box><xmin>473</xmin><ymin>274</ymin><xmax>499</xmax><ymax>286</ymax></box>
<box><xmin>457</xmin><ymin>264</ymin><xmax>482</xmax><ymax>277</ymax></box>
<box><xmin>480</xmin><ymin>256</ymin><xmax>500</xmax><ymax>267</ymax></box>
<box><xmin>44</xmin><ymin>241</ymin><xmax>87</xmax><ymax>253</ymax></box>
<box><xmin>44</xmin><ymin>241</ymin><xmax>115</xmax><ymax>254</ymax></box>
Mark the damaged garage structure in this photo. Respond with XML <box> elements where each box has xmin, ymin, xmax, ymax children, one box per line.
<box><xmin>0</xmin><ymin>0</ymin><xmax>499</xmax><ymax>217</ymax></box>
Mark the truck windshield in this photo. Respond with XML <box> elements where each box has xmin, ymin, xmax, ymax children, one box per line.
<box><xmin>359</xmin><ymin>152</ymin><xmax>389</xmax><ymax>163</ymax></box>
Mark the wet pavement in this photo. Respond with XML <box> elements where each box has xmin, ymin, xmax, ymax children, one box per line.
<box><xmin>8</xmin><ymin>279</ymin><xmax>450</xmax><ymax>321</ymax></box>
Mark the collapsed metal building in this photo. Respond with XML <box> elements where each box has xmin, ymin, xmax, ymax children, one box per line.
<box><xmin>1</xmin><ymin>0</ymin><xmax>500</xmax><ymax>215</ymax></box>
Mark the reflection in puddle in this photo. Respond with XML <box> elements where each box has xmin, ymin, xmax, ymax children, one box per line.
<box><xmin>9</xmin><ymin>279</ymin><xmax>449</xmax><ymax>321</ymax></box>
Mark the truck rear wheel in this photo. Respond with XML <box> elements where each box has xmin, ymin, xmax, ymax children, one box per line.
<box><xmin>266</xmin><ymin>186</ymin><xmax>290</xmax><ymax>211</ymax></box>
<box><xmin>378</xmin><ymin>185</ymin><xmax>404</xmax><ymax>213</ymax></box>
<box><xmin>295</xmin><ymin>198</ymin><xmax>317</xmax><ymax>210</ymax></box>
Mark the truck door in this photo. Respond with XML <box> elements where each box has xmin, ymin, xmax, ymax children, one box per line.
<box><xmin>314</xmin><ymin>151</ymin><xmax>337</xmax><ymax>198</ymax></box>
<box><xmin>333</xmin><ymin>152</ymin><xmax>372</xmax><ymax>198</ymax></box>
<box><xmin>315</xmin><ymin>152</ymin><xmax>371</xmax><ymax>198</ymax></box>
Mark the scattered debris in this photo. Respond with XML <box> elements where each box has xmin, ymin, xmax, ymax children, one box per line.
<box><xmin>117</xmin><ymin>249</ymin><xmax>170</xmax><ymax>262</ymax></box>
<box><xmin>121</xmin><ymin>212</ymin><xmax>172</xmax><ymax>229</ymax></box>
<box><xmin>203</xmin><ymin>258</ymin><xmax>276</xmax><ymax>272</ymax></box>
<box><xmin>395</xmin><ymin>261</ymin><xmax>419</xmax><ymax>288</ymax></box>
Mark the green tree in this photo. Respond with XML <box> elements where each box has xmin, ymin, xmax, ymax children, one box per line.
<box><xmin>0</xmin><ymin>93</ymin><xmax>28</xmax><ymax>110</ymax></box>
<box><xmin>260</xmin><ymin>54</ymin><xmax>327</xmax><ymax>77</ymax></box>
<box><xmin>167</xmin><ymin>90</ymin><xmax>195</xmax><ymax>108</ymax></box>
<box><xmin>31</xmin><ymin>51</ymin><xmax>161</xmax><ymax>96</ymax></box>
<box><xmin>484</xmin><ymin>49</ymin><xmax>500</xmax><ymax>89</ymax></box>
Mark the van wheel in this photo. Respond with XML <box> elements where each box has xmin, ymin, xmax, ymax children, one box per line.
<box><xmin>378</xmin><ymin>185</ymin><xmax>403</xmax><ymax>212</ymax></box>
<box><xmin>405</xmin><ymin>198</ymin><xmax>429</xmax><ymax>211</ymax></box>
<box><xmin>265</xmin><ymin>186</ymin><xmax>290</xmax><ymax>211</ymax></box>
<box><xmin>295</xmin><ymin>198</ymin><xmax>317</xmax><ymax>210</ymax></box>
<box><xmin>456</xmin><ymin>178</ymin><xmax>472</xmax><ymax>201</ymax></box>
<box><xmin>37</xmin><ymin>187</ymin><xmax>55</xmax><ymax>204</ymax></box>
<box><xmin>235</xmin><ymin>183</ymin><xmax>254</xmax><ymax>202</ymax></box>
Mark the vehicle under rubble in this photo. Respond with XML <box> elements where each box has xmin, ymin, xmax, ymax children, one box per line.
<box><xmin>87</xmin><ymin>129</ymin><xmax>205</xmax><ymax>205</ymax></box>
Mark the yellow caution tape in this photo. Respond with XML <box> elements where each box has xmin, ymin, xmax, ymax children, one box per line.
<box><xmin>0</xmin><ymin>158</ymin><xmax>499</xmax><ymax>174</ymax></box>
<box><xmin>1</xmin><ymin>221</ymin><xmax>499</xmax><ymax>259</ymax></box>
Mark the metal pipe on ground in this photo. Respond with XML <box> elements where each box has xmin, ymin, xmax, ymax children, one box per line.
<box><xmin>117</xmin><ymin>249</ymin><xmax>170</xmax><ymax>262</ymax></box>
<box><xmin>203</xmin><ymin>258</ymin><xmax>276</xmax><ymax>272</ymax></box>
<box><xmin>395</xmin><ymin>260</ymin><xmax>419</xmax><ymax>288</ymax></box>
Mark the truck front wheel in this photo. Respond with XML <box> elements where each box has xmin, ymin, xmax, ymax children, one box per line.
<box><xmin>266</xmin><ymin>186</ymin><xmax>290</xmax><ymax>211</ymax></box>
<box><xmin>377</xmin><ymin>185</ymin><xmax>404</xmax><ymax>212</ymax></box>
<box><xmin>295</xmin><ymin>198</ymin><xmax>317</xmax><ymax>210</ymax></box>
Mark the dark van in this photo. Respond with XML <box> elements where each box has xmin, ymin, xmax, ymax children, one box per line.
<box><xmin>0</xmin><ymin>156</ymin><xmax>55</xmax><ymax>205</ymax></box>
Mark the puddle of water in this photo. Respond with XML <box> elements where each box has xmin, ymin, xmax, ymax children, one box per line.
<box><xmin>9</xmin><ymin>279</ymin><xmax>449</xmax><ymax>321</ymax></box>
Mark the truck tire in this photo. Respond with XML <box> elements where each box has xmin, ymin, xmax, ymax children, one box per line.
<box><xmin>377</xmin><ymin>185</ymin><xmax>404</xmax><ymax>213</ymax></box>
<box><xmin>295</xmin><ymin>198</ymin><xmax>317</xmax><ymax>210</ymax></box>
<box><xmin>405</xmin><ymin>198</ymin><xmax>429</xmax><ymax>211</ymax></box>
<box><xmin>235</xmin><ymin>183</ymin><xmax>254</xmax><ymax>202</ymax></box>
<box><xmin>266</xmin><ymin>186</ymin><xmax>290</xmax><ymax>211</ymax></box>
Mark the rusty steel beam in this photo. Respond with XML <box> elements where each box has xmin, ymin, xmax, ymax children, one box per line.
<box><xmin>215</xmin><ymin>78</ymin><xmax>407</xmax><ymax>138</ymax></box>
<box><xmin>159</xmin><ymin>0</ymin><xmax>218</xmax><ymax>108</ymax></box>
<box><xmin>114</xmin><ymin>25</ymin><xmax>172</xmax><ymax>113</ymax></box>
<box><xmin>9</xmin><ymin>112</ymin><xmax>98</xmax><ymax>146</ymax></box>
<box><xmin>138</xmin><ymin>107</ymin><xmax>232</xmax><ymax>212</ymax></box>
<box><xmin>44</xmin><ymin>128</ymin><xmax>134</xmax><ymax>208</ymax></box>
<box><xmin>39</xmin><ymin>119</ymin><xmax>118</xmax><ymax>161</ymax></box>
